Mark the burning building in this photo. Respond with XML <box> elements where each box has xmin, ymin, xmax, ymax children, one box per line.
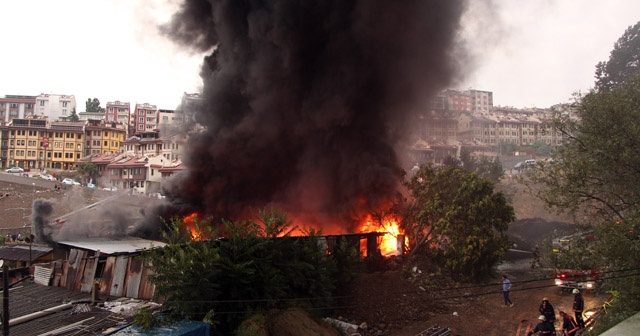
<box><xmin>151</xmin><ymin>0</ymin><xmax>468</xmax><ymax>237</ymax></box>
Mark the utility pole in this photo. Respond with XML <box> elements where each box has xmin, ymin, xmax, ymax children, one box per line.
<box><xmin>2</xmin><ymin>260</ymin><xmax>9</xmax><ymax>336</ymax></box>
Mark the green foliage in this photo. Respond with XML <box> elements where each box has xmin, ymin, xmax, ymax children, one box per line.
<box><xmin>142</xmin><ymin>208</ymin><xmax>357</xmax><ymax>335</ymax></box>
<box><xmin>530</xmin><ymin>29</ymin><xmax>640</xmax><ymax>329</ymax></box>
<box><xmin>445</xmin><ymin>147</ymin><xmax>503</xmax><ymax>183</ymax></box>
<box><xmin>132</xmin><ymin>308</ymin><xmax>161</xmax><ymax>331</ymax></box>
<box><xmin>403</xmin><ymin>164</ymin><xmax>514</xmax><ymax>281</ymax></box>
<box><xmin>532</xmin><ymin>77</ymin><xmax>640</xmax><ymax>221</ymax></box>
<box><xmin>595</xmin><ymin>21</ymin><xmax>640</xmax><ymax>91</ymax></box>
<box><xmin>69</xmin><ymin>108</ymin><xmax>80</xmax><ymax>122</ymax></box>
<box><xmin>85</xmin><ymin>98</ymin><xmax>103</xmax><ymax>112</ymax></box>
<box><xmin>77</xmin><ymin>162</ymin><xmax>99</xmax><ymax>183</ymax></box>
<box><xmin>531</xmin><ymin>140</ymin><xmax>552</xmax><ymax>156</ymax></box>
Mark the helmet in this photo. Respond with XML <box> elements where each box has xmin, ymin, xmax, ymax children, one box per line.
<box><xmin>573</xmin><ymin>288</ymin><xmax>580</xmax><ymax>294</ymax></box>
<box><xmin>538</xmin><ymin>315</ymin><xmax>546</xmax><ymax>321</ymax></box>
<box><xmin>542</xmin><ymin>297</ymin><xmax>549</xmax><ymax>301</ymax></box>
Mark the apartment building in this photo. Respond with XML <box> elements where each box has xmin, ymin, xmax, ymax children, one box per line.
<box><xmin>105</xmin><ymin>100</ymin><xmax>131</xmax><ymax>132</ymax></box>
<box><xmin>0</xmin><ymin>95</ymin><xmax>36</xmax><ymax>124</ymax></box>
<box><xmin>466</xmin><ymin>89</ymin><xmax>494</xmax><ymax>113</ymax></box>
<box><xmin>49</xmin><ymin>121</ymin><xmax>85</xmax><ymax>170</ymax></box>
<box><xmin>176</xmin><ymin>92</ymin><xmax>202</xmax><ymax>127</ymax></box>
<box><xmin>35</xmin><ymin>93</ymin><xmax>77</xmax><ymax>121</ymax></box>
<box><xmin>1</xmin><ymin>118</ymin><xmax>85</xmax><ymax>171</ymax></box>
<box><xmin>123</xmin><ymin>132</ymin><xmax>163</xmax><ymax>157</ymax></box>
<box><xmin>84</xmin><ymin>120</ymin><xmax>127</xmax><ymax>156</ymax></box>
<box><xmin>133</xmin><ymin>103</ymin><xmax>158</xmax><ymax>135</ymax></box>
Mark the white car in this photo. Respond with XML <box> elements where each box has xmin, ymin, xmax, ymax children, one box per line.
<box><xmin>39</xmin><ymin>173</ymin><xmax>55</xmax><ymax>181</ymax></box>
<box><xmin>62</xmin><ymin>178</ymin><xmax>80</xmax><ymax>185</ymax></box>
<box><xmin>6</xmin><ymin>167</ymin><xmax>24</xmax><ymax>173</ymax></box>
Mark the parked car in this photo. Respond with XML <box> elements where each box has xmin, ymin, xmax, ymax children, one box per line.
<box><xmin>62</xmin><ymin>178</ymin><xmax>80</xmax><ymax>185</ymax></box>
<box><xmin>39</xmin><ymin>173</ymin><xmax>55</xmax><ymax>181</ymax></box>
<box><xmin>6</xmin><ymin>167</ymin><xmax>24</xmax><ymax>173</ymax></box>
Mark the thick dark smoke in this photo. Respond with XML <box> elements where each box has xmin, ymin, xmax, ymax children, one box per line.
<box><xmin>161</xmin><ymin>0</ymin><xmax>467</xmax><ymax>231</ymax></box>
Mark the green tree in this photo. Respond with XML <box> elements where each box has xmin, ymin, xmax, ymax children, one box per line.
<box><xmin>595</xmin><ymin>21</ymin><xmax>640</xmax><ymax>91</ymax></box>
<box><xmin>402</xmin><ymin>164</ymin><xmax>514</xmax><ymax>281</ymax></box>
<box><xmin>448</xmin><ymin>148</ymin><xmax>504</xmax><ymax>183</ymax></box>
<box><xmin>141</xmin><ymin>208</ymin><xmax>358</xmax><ymax>335</ymax></box>
<box><xmin>77</xmin><ymin>162</ymin><xmax>99</xmax><ymax>184</ymax></box>
<box><xmin>69</xmin><ymin>108</ymin><xmax>80</xmax><ymax>122</ymax></box>
<box><xmin>85</xmin><ymin>98</ymin><xmax>104</xmax><ymax>112</ymax></box>
<box><xmin>529</xmin><ymin>74</ymin><xmax>640</xmax><ymax>332</ymax></box>
<box><xmin>532</xmin><ymin>78</ymin><xmax>640</xmax><ymax>220</ymax></box>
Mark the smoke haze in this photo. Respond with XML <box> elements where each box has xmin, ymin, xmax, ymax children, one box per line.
<box><xmin>161</xmin><ymin>0</ymin><xmax>469</xmax><ymax>231</ymax></box>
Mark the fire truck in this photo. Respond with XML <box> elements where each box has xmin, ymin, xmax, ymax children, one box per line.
<box><xmin>552</xmin><ymin>232</ymin><xmax>600</xmax><ymax>291</ymax></box>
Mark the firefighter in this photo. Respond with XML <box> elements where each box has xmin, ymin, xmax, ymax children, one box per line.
<box><xmin>572</xmin><ymin>288</ymin><xmax>585</xmax><ymax>328</ymax></box>
<box><xmin>531</xmin><ymin>245</ymin><xmax>542</xmax><ymax>268</ymax></box>
<box><xmin>539</xmin><ymin>297</ymin><xmax>556</xmax><ymax>323</ymax></box>
<box><xmin>527</xmin><ymin>315</ymin><xmax>557</xmax><ymax>335</ymax></box>
<box><xmin>559</xmin><ymin>311</ymin><xmax>580</xmax><ymax>336</ymax></box>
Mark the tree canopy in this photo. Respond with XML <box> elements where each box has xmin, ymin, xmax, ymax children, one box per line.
<box><xmin>529</xmin><ymin>22</ymin><xmax>640</xmax><ymax>331</ymax></box>
<box><xmin>141</xmin><ymin>209</ymin><xmax>360</xmax><ymax>335</ymax></box>
<box><xmin>402</xmin><ymin>164</ymin><xmax>513</xmax><ymax>281</ymax></box>
<box><xmin>595</xmin><ymin>21</ymin><xmax>640</xmax><ymax>91</ymax></box>
<box><xmin>69</xmin><ymin>108</ymin><xmax>80</xmax><ymax>122</ymax></box>
<box><xmin>85</xmin><ymin>98</ymin><xmax>104</xmax><ymax>112</ymax></box>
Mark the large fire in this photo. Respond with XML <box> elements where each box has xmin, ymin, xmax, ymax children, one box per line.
<box><xmin>180</xmin><ymin>212</ymin><xmax>405</xmax><ymax>257</ymax></box>
<box><xmin>183</xmin><ymin>213</ymin><xmax>206</xmax><ymax>241</ymax></box>
<box><xmin>359</xmin><ymin>215</ymin><xmax>404</xmax><ymax>256</ymax></box>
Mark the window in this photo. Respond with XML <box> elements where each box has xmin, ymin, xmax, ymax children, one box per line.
<box><xmin>39</xmin><ymin>100</ymin><xmax>45</xmax><ymax>106</ymax></box>
<box><xmin>62</xmin><ymin>101</ymin><xmax>68</xmax><ymax>107</ymax></box>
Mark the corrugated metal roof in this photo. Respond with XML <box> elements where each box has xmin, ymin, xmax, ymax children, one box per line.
<box><xmin>56</xmin><ymin>238</ymin><xmax>166</xmax><ymax>255</ymax></box>
<box><xmin>0</xmin><ymin>245</ymin><xmax>53</xmax><ymax>262</ymax></box>
<box><xmin>4</xmin><ymin>281</ymin><xmax>149</xmax><ymax>336</ymax></box>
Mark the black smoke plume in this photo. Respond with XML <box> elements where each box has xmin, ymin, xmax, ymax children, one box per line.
<box><xmin>160</xmin><ymin>0</ymin><xmax>467</xmax><ymax>231</ymax></box>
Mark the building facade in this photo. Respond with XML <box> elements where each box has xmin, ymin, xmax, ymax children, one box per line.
<box><xmin>0</xmin><ymin>95</ymin><xmax>36</xmax><ymax>124</ymax></box>
<box><xmin>84</xmin><ymin>120</ymin><xmax>127</xmax><ymax>156</ymax></box>
<box><xmin>133</xmin><ymin>103</ymin><xmax>158</xmax><ymax>135</ymax></box>
<box><xmin>105</xmin><ymin>101</ymin><xmax>131</xmax><ymax>132</ymax></box>
<box><xmin>35</xmin><ymin>93</ymin><xmax>77</xmax><ymax>121</ymax></box>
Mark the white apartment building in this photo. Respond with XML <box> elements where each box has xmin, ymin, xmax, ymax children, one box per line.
<box><xmin>34</xmin><ymin>93</ymin><xmax>77</xmax><ymax>121</ymax></box>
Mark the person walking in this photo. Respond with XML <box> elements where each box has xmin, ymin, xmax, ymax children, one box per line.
<box><xmin>572</xmin><ymin>289</ymin><xmax>585</xmax><ymax>328</ymax></box>
<box><xmin>539</xmin><ymin>297</ymin><xmax>556</xmax><ymax>323</ymax></box>
<box><xmin>527</xmin><ymin>315</ymin><xmax>557</xmax><ymax>335</ymax></box>
<box><xmin>502</xmin><ymin>275</ymin><xmax>514</xmax><ymax>307</ymax></box>
<box><xmin>559</xmin><ymin>311</ymin><xmax>580</xmax><ymax>336</ymax></box>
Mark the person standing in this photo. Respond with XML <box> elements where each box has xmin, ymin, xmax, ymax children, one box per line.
<box><xmin>559</xmin><ymin>311</ymin><xmax>580</xmax><ymax>336</ymax></box>
<box><xmin>527</xmin><ymin>315</ymin><xmax>556</xmax><ymax>335</ymax></box>
<box><xmin>531</xmin><ymin>245</ymin><xmax>542</xmax><ymax>268</ymax></box>
<box><xmin>572</xmin><ymin>289</ymin><xmax>585</xmax><ymax>328</ymax></box>
<box><xmin>539</xmin><ymin>297</ymin><xmax>556</xmax><ymax>323</ymax></box>
<box><xmin>502</xmin><ymin>275</ymin><xmax>514</xmax><ymax>307</ymax></box>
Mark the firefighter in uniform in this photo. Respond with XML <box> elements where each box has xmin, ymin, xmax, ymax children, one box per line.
<box><xmin>539</xmin><ymin>297</ymin><xmax>556</xmax><ymax>323</ymax></box>
<box><xmin>559</xmin><ymin>310</ymin><xmax>580</xmax><ymax>336</ymax></box>
<box><xmin>527</xmin><ymin>315</ymin><xmax>556</xmax><ymax>335</ymax></box>
<box><xmin>572</xmin><ymin>288</ymin><xmax>585</xmax><ymax>328</ymax></box>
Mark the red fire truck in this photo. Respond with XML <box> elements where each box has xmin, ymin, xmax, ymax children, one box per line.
<box><xmin>552</xmin><ymin>232</ymin><xmax>600</xmax><ymax>291</ymax></box>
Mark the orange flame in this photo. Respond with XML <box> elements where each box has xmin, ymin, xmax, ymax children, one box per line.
<box><xmin>359</xmin><ymin>215</ymin><xmax>404</xmax><ymax>256</ymax></box>
<box><xmin>183</xmin><ymin>212</ymin><xmax>205</xmax><ymax>241</ymax></box>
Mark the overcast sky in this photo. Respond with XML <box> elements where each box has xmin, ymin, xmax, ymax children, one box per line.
<box><xmin>0</xmin><ymin>0</ymin><xmax>639</xmax><ymax>110</ymax></box>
